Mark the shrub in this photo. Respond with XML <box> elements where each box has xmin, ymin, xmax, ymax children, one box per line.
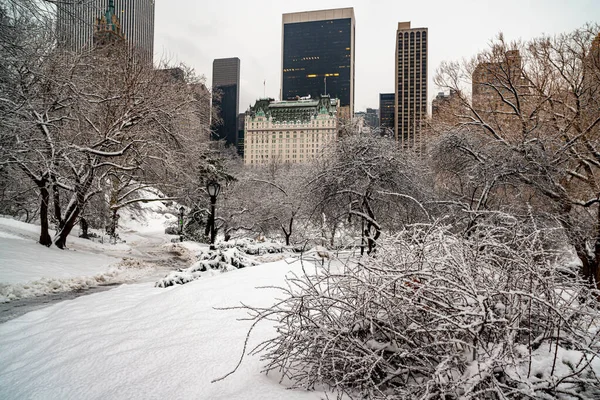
<box><xmin>219</xmin><ymin>219</ymin><xmax>600</xmax><ymax>399</ymax></box>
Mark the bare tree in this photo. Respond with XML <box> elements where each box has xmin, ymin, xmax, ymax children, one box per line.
<box><xmin>433</xmin><ymin>24</ymin><xmax>600</xmax><ymax>288</ymax></box>
<box><xmin>0</xmin><ymin>8</ymin><xmax>213</xmax><ymax>248</ymax></box>
<box><xmin>309</xmin><ymin>133</ymin><xmax>431</xmax><ymax>253</ymax></box>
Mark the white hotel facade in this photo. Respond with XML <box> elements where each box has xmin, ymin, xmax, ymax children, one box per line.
<box><xmin>244</xmin><ymin>95</ymin><xmax>339</xmax><ymax>165</ymax></box>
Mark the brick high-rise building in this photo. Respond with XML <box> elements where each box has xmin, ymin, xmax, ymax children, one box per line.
<box><xmin>472</xmin><ymin>50</ymin><xmax>527</xmax><ymax>113</ymax></box>
<box><xmin>212</xmin><ymin>58</ymin><xmax>241</xmax><ymax>150</ymax></box>
<box><xmin>432</xmin><ymin>89</ymin><xmax>459</xmax><ymax>119</ymax></box>
<box><xmin>281</xmin><ymin>8</ymin><xmax>355</xmax><ymax>119</ymax></box>
<box><xmin>56</xmin><ymin>0</ymin><xmax>155</xmax><ymax>64</ymax></box>
<box><xmin>395</xmin><ymin>22</ymin><xmax>428</xmax><ymax>151</ymax></box>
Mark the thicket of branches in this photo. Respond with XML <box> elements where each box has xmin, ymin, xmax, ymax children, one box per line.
<box><xmin>431</xmin><ymin>23</ymin><xmax>600</xmax><ymax>289</ymax></box>
<box><xmin>222</xmin><ymin>219</ymin><xmax>600</xmax><ymax>399</ymax></box>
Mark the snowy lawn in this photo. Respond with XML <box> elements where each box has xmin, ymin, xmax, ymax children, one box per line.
<box><xmin>0</xmin><ymin>259</ymin><xmax>334</xmax><ymax>399</ymax></box>
<box><xmin>0</xmin><ymin>234</ymin><xmax>117</xmax><ymax>285</ymax></box>
<box><xmin>0</xmin><ymin>212</ymin><xmax>176</xmax><ymax>302</ymax></box>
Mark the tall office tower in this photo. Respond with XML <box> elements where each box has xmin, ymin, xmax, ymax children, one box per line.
<box><xmin>395</xmin><ymin>22</ymin><xmax>428</xmax><ymax>150</ymax></box>
<box><xmin>281</xmin><ymin>8</ymin><xmax>355</xmax><ymax>119</ymax></box>
<box><xmin>56</xmin><ymin>0</ymin><xmax>155</xmax><ymax>64</ymax></box>
<box><xmin>237</xmin><ymin>113</ymin><xmax>246</xmax><ymax>157</ymax></box>
<box><xmin>379</xmin><ymin>93</ymin><xmax>395</xmax><ymax>133</ymax></box>
<box><xmin>212</xmin><ymin>58</ymin><xmax>241</xmax><ymax>149</ymax></box>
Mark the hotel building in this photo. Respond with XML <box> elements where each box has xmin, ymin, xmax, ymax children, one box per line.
<box><xmin>244</xmin><ymin>95</ymin><xmax>338</xmax><ymax>165</ymax></box>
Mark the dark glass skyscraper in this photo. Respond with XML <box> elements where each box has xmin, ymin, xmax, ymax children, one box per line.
<box><xmin>379</xmin><ymin>93</ymin><xmax>395</xmax><ymax>132</ymax></box>
<box><xmin>212</xmin><ymin>58</ymin><xmax>241</xmax><ymax>150</ymax></box>
<box><xmin>281</xmin><ymin>8</ymin><xmax>355</xmax><ymax>118</ymax></box>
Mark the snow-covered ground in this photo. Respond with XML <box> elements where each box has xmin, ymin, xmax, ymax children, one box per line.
<box><xmin>0</xmin><ymin>198</ymin><xmax>184</xmax><ymax>302</ymax></box>
<box><xmin>0</xmin><ymin>203</ymin><xmax>338</xmax><ymax>399</ymax></box>
<box><xmin>0</xmin><ymin>254</ymin><xmax>331</xmax><ymax>398</ymax></box>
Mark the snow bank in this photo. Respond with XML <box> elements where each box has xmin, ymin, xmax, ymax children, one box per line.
<box><xmin>155</xmin><ymin>248</ymin><xmax>258</xmax><ymax>287</ymax></box>
<box><xmin>0</xmin><ymin>260</ymin><xmax>332</xmax><ymax>400</ymax></box>
<box><xmin>0</xmin><ymin>236</ymin><xmax>117</xmax><ymax>285</ymax></box>
<box><xmin>0</xmin><ymin>258</ymin><xmax>155</xmax><ymax>303</ymax></box>
<box><xmin>0</xmin><ymin>217</ymin><xmax>155</xmax><ymax>302</ymax></box>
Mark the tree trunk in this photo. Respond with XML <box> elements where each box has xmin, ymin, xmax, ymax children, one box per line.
<box><xmin>38</xmin><ymin>183</ymin><xmax>52</xmax><ymax>247</ymax></box>
<box><xmin>54</xmin><ymin>204</ymin><xmax>80</xmax><ymax>249</ymax></box>
<box><xmin>51</xmin><ymin>176</ymin><xmax>63</xmax><ymax>229</ymax></box>
<box><xmin>283</xmin><ymin>216</ymin><xmax>294</xmax><ymax>246</ymax></box>
<box><xmin>561</xmin><ymin>203</ymin><xmax>600</xmax><ymax>291</ymax></box>
<box><xmin>583</xmin><ymin>256</ymin><xmax>598</xmax><ymax>288</ymax></box>
<box><xmin>285</xmin><ymin>232</ymin><xmax>291</xmax><ymax>246</ymax></box>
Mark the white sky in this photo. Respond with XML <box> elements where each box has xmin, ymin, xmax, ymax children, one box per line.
<box><xmin>154</xmin><ymin>0</ymin><xmax>600</xmax><ymax>113</ymax></box>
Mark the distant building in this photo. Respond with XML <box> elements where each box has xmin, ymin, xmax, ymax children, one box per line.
<box><xmin>192</xmin><ymin>83</ymin><xmax>211</xmax><ymax>139</ymax></box>
<box><xmin>93</xmin><ymin>0</ymin><xmax>125</xmax><ymax>46</ymax></box>
<box><xmin>395</xmin><ymin>22</ymin><xmax>428</xmax><ymax>151</ymax></box>
<box><xmin>155</xmin><ymin>68</ymin><xmax>210</xmax><ymax>139</ymax></box>
<box><xmin>156</xmin><ymin>67</ymin><xmax>185</xmax><ymax>82</ymax></box>
<box><xmin>237</xmin><ymin>113</ymin><xmax>245</xmax><ymax>157</ymax></box>
<box><xmin>472</xmin><ymin>50</ymin><xmax>527</xmax><ymax>113</ymax></box>
<box><xmin>212</xmin><ymin>58</ymin><xmax>241</xmax><ymax>150</ymax></box>
<box><xmin>583</xmin><ymin>32</ymin><xmax>600</xmax><ymax>116</ymax></box>
<box><xmin>379</xmin><ymin>93</ymin><xmax>395</xmax><ymax>133</ymax></box>
<box><xmin>244</xmin><ymin>95</ymin><xmax>338</xmax><ymax>165</ymax></box>
<box><xmin>281</xmin><ymin>8</ymin><xmax>355</xmax><ymax>119</ymax></box>
<box><xmin>56</xmin><ymin>0</ymin><xmax>155</xmax><ymax>64</ymax></box>
<box><xmin>432</xmin><ymin>89</ymin><xmax>458</xmax><ymax>119</ymax></box>
<box><xmin>365</xmin><ymin>108</ymin><xmax>379</xmax><ymax>128</ymax></box>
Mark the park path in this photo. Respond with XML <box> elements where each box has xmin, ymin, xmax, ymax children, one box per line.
<box><xmin>0</xmin><ymin>232</ymin><xmax>189</xmax><ymax>323</ymax></box>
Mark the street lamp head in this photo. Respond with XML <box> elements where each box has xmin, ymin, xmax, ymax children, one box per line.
<box><xmin>206</xmin><ymin>180</ymin><xmax>221</xmax><ymax>198</ymax></box>
<box><xmin>179</xmin><ymin>206</ymin><xmax>185</xmax><ymax>216</ymax></box>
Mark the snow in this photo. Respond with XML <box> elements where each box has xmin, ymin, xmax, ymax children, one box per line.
<box><xmin>0</xmin><ymin>260</ymin><xmax>331</xmax><ymax>399</ymax></box>
<box><xmin>0</xmin><ymin>218</ymin><xmax>130</xmax><ymax>302</ymax></box>
<box><xmin>0</xmin><ymin>236</ymin><xmax>117</xmax><ymax>285</ymax></box>
<box><xmin>0</xmin><ymin>213</ymin><xmax>336</xmax><ymax>398</ymax></box>
<box><xmin>118</xmin><ymin>190</ymin><xmax>179</xmax><ymax>234</ymax></box>
<box><xmin>0</xmin><ymin>205</ymin><xmax>176</xmax><ymax>303</ymax></box>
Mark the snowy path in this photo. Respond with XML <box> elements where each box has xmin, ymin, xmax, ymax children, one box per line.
<box><xmin>0</xmin><ymin>218</ymin><xmax>192</xmax><ymax>321</ymax></box>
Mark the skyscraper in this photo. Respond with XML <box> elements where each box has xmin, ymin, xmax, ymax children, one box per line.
<box><xmin>281</xmin><ymin>8</ymin><xmax>355</xmax><ymax>118</ymax></box>
<box><xmin>395</xmin><ymin>22</ymin><xmax>428</xmax><ymax>150</ymax></box>
<box><xmin>379</xmin><ymin>93</ymin><xmax>395</xmax><ymax>133</ymax></box>
<box><xmin>56</xmin><ymin>0</ymin><xmax>155</xmax><ymax>64</ymax></box>
<box><xmin>212</xmin><ymin>58</ymin><xmax>241</xmax><ymax>149</ymax></box>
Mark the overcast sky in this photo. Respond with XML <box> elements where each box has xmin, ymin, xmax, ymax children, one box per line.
<box><xmin>154</xmin><ymin>0</ymin><xmax>599</xmax><ymax>113</ymax></box>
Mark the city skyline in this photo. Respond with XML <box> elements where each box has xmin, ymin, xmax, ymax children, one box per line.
<box><xmin>154</xmin><ymin>0</ymin><xmax>599</xmax><ymax>113</ymax></box>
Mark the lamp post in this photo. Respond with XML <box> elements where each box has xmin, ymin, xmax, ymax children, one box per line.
<box><xmin>178</xmin><ymin>206</ymin><xmax>185</xmax><ymax>242</ymax></box>
<box><xmin>206</xmin><ymin>180</ymin><xmax>221</xmax><ymax>250</ymax></box>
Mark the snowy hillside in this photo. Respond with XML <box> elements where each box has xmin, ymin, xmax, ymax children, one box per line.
<box><xmin>0</xmin><ymin>196</ymin><xmax>182</xmax><ymax>303</ymax></box>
